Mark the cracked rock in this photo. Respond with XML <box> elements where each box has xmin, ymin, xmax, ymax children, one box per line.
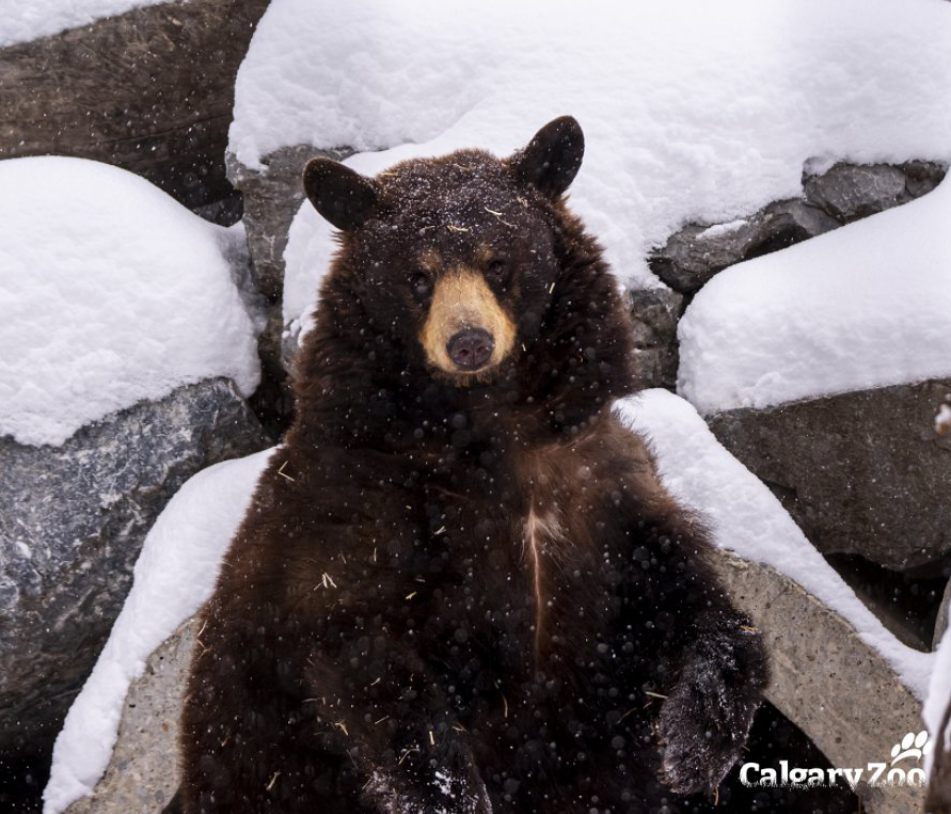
<box><xmin>650</xmin><ymin>161</ymin><xmax>947</xmax><ymax>294</ymax></box>
<box><xmin>706</xmin><ymin>379</ymin><xmax>951</xmax><ymax>573</ymax></box>
<box><xmin>0</xmin><ymin>0</ymin><xmax>269</xmax><ymax>216</ymax></box>
<box><xmin>628</xmin><ymin>286</ymin><xmax>684</xmax><ymax>390</ymax></box>
<box><xmin>0</xmin><ymin>379</ymin><xmax>268</xmax><ymax>760</ymax></box>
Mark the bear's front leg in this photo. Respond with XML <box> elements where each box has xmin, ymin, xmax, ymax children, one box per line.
<box><xmin>620</xmin><ymin>496</ymin><xmax>769</xmax><ymax>796</ymax></box>
<box><xmin>656</xmin><ymin>612</ymin><xmax>767</xmax><ymax>794</ymax></box>
<box><xmin>307</xmin><ymin>636</ymin><xmax>493</xmax><ymax>814</ymax></box>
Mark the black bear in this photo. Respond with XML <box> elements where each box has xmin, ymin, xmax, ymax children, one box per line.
<box><xmin>172</xmin><ymin>117</ymin><xmax>768</xmax><ymax>814</ymax></box>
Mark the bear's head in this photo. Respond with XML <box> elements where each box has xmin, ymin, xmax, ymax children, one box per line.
<box><xmin>297</xmin><ymin>117</ymin><xmax>635</xmax><ymax>441</ymax></box>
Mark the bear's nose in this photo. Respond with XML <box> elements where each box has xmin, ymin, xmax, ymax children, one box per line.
<box><xmin>447</xmin><ymin>328</ymin><xmax>494</xmax><ymax>370</ymax></box>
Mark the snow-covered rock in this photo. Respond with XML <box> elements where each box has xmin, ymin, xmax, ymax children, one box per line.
<box><xmin>674</xmin><ymin>174</ymin><xmax>951</xmax><ymax>577</ymax></box>
<box><xmin>60</xmin><ymin>620</ymin><xmax>194</xmax><ymax>814</ymax></box>
<box><xmin>713</xmin><ymin>552</ymin><xmax>924</xmax><ymax>814</ymax></box>
<box><xmin>2</xmin><ymin>0</ymin><xmax>166</xmax><ymax>46</ymax></box>
<box><xmin>0</xmin><ymin>380</ymin><xmax>267</xmax><ymax>773</ymax></box>
<box><xmin>620</xmin><ymin>391</ymin><xmax>934</xmax><ymax>700</ymax></box>
<box><xmin>224</xmin><ymin>146</ymin><xmax>351</xmax><ymax>417</ymax></box>
<box><xmin>650</xmin><ymin>161</ymin><xmax>946</xmax><ymax>294</ymax></box>
<box><xmin>242</xmin><ymin>0</ymin><xmax>951</xmax><ymax>321</ymax></box>
<box><xmin>0</xmin><ymin>1</ymin><xmax>268</xmax><ymax>213</ymax></box>
<box><xmin>706</xmin><ymin>379</ymin><xmax>951</xmax><ymax>575</ymax></box>
<box><xmin>44</xmin><ymin>449</ymin><xmax>273</xmax><ymax>814</ymax></box>
<box><xmin>0</xmin><ymin>156</ymin><xmax>262</xmax><ymax>447</ymax></box>
<box><xmin>677</xmin><ymin>174</ymin><xmax>951</xmax><ymax>415</ymax></box>
<box><xmin>0</xmin><ymin>155</ymin><xmax>266</xmax><ymax>786</ymax></box>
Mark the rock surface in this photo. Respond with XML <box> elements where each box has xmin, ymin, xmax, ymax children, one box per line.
<box><xmin>706</xmin><ymin>379</ymin><xmax>951</xmax><ymax>573</ymax></box>
<box><xmin>650</xmin><ymin>161</ymin><xmax>947</xmax><ymax>293</ymax></box>
<box><xmin>0</xmin><ymin>379</ymin><xmax>267</xmax><ymax>762</ymax></box>
<box><xmin>63</xmin><ymin>621</ymin><xmax>194</xmax><ymax>814</ymax></box>
<box><xmin>226</xmin><ymin>145</ymin><xmax>353</xmax><ymax>428</ymax></box>
<box><xmin>650</xmin><ymin>199</ymin><xmax>840</xmax><ymax>293</ymax></box>
<box><xmin>628</xmin><ymin>286</ymin><xmax>683</xmax><ymax>390</ymax></box>
<box><xmin>713</xmin><ymin>551</ymin><xmax>925</xmax><ymax>814</ymax></box>
<box><xmin>0</xmin><ymin>0</ymin><xmax>269</xmax><ymax>215</ymax></box>
<box><xmin>803</xmin><ymin>161</ymin><xmax>946</xmax><ymax>224</ymax></box>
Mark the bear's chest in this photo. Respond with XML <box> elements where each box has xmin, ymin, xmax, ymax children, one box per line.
<box><xmin>418</xmin><ymin>454</ymin><xmax>634</xmax><ymax>684</ymax></box>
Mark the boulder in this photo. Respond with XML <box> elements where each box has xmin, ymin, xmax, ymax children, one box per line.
<box><xmin>803</xmin><ymin>161</ymin><xmax>946</xmax><ymax>224</ymax></box>
<box><xmin>0</xmin><ymin>379</ymin><xmax>268</xmax><ymax>762</ymax></box>
<box><xmin>706</xmin><ymin>379</ymin><xmax>951</xmax><ymax>573</ymax></box>
<box><xmin>63</xmin><ymin>621</ymin><xmax>194</xmax><ymax>814</ymax></box>
<box><xmin>0</xmin><ymin>0</ymin><xmax>269</xmax><ymax>216</ymax></box>
<box><xmin>226</xmin><ymin>146</ymin><xmax>352</xmax><ymax>427</ymax></box>
<box><xmin>650</xmin><ymin>199</ymin><xmax>839</xmax><ymax>293</ymax></box>
<box><xmin>713</xmin><ymin>551</ymin><xmax>925</xmax><ymax>814</ymax></box>
<box><xmin>628</xmin><ymin>286</ymin><xmax>683</xmax><ymax>390</ymax></box>
<box><xmin>649</xmin><ymin>161</ymin><xmax>947</xmax><ymax>294</ymax></box>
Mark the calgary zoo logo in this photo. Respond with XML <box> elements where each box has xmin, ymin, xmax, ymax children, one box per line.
<box><xmin>740</xmin><ymin>730</ymin><xmax>933</xmax><ymax>789</ymax></box>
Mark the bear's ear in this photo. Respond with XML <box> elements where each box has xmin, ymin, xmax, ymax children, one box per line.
<box><xmin>302</xmin><ymin>158</ymin><xmax>379</xmax><ymax>231</ymax></box>
<box><xmin>510</xmin><ymin>116</ymin><xmax>585</xmax><ymax>198</ymax></box>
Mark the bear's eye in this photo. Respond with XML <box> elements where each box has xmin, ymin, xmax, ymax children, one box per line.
<box><xmin>486</xmin><ymin>258</ymin><xmax>508</xmax><ymax>282</ymax></box>
<box><xmin>409</xmin><ymin>270</ymin><xmax>432</xmax><ymax>300</ymax></box>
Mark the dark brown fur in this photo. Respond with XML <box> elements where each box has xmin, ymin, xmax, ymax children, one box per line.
<box><xmin>173</xmin><ymin>118</ymin><xmax>768</xmax><ymax>814</ymax></box>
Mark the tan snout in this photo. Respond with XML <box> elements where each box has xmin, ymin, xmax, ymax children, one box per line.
<box><xmin>420</xmin><ymin>269</ymin><xmax>516</xmax><ymax>379</ymax></box>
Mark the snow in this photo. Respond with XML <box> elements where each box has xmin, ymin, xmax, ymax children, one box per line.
<box><xmin>0</xmin><ymin>0</ymin><xmax>169</xmax><ymax>47</ymax></box>
<box><xmin>42</xmin><ymin>448</ymin><xmax>274</xmax><ymax>814</ymax></box>
<box><xmin>0</xmin><ymin>157</ymin><xmax>262</xmax><ymax>447</ymax></box>
<box><xmin>283</xmin><ymin>201</ymin><xmax>337</xmax><ymax>342</ymax></box>
<box><xmin>235</xmin><ymin>0</ymin><xmax>951</xmax><ymax>332</ymax></box>
<box><xmin>697</xmin><ymin>220</ymin><xmax>748</xmax><ymax>240</ymax></box>
<box><xmin>618</xmin><ymin>389</ymin><xmax>935</xmax><ymax>700</ymax></box>
<box><xmin>924</xmin><ymin>627</ymin><xmax>951</xmax><ymax>778</ymax></box>
<box><xmin>678</xmin><ymin>174</ymin><xmax>951</xmax><ymax>414</ymax></box>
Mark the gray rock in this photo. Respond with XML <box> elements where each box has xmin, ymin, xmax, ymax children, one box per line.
<box><xmin>226</xmin><ymin>146</ymin><xmax>353</xmax><ymax>425</ymax></box>
<box><xmin>628</xmin><ymin>286</ymin><xmax>683</xmax><ymax>390</ymax></box>
<box><xmin>804</xmin><ymin>161</ymin><xmax>947</xmax><ymax>224</ymax></box>
<box><xmin>0</xmin><ymin>0</ymin><xmax>269</xmax><ymax>214</ymax></box>
<box><xmin>650</xmin><ymin>198</ymin><xmax>840</xmax><ymax>293</ymax></box>
<box><xmin>0</xmin><ymin>379</ymin><xmax>267</xmax><ymax>760</ymax></box>
<box><xmin>63</xmin><ymin>621</ymin><xmax>194</xmax><ymax>814</ymax></box>
<box><xmin>706</xmin><ymin>379</ymin><xmax>951</xmax><ymax>572</ymax></box>
<box><xmin>650</xmin><ymin>161</ymin><xmax>947</xmax><ymax>294</ymax></box>
<box><xmin>713</xmin><ymin>551</ymin><xmax>925</xmax><ymax>814</ymax></box>
<box><xmin>226</xmin><ymin>146</ymin><xmax>354</xmax><ymax>305</ymax></box>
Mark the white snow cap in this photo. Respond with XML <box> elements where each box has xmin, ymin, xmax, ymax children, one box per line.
<box><xmin>43</xmin><ymin>448</ymin><xmax>275</xmax><ymax>814</ymax></box>
<box><xmin>1</xmin><ymin>0</ymin><xmax>169</xmax><ymax>47</ymax></box>
<box><xmin>678</xmin><ymin>174</ymin><xmax>951</xmax><ymax>415</ymax></box>
<box><xmin>618</xmin><ymin>389</ymin><xmax>934</xmax><ymax>700</ymax></box>
<box><xmin>0</xmin><ymin>157</ymin><xmax>261</xmax><ymax>447</ymax></box>
<box><xmin>283</xmin><ymin>200</ymin><xmax>337</xmax><ymax>340</ymax></box>
<box><xmin>243</xmin><ymin>0</ymin><xmax>951</xmax><ymax>320</ymax></box>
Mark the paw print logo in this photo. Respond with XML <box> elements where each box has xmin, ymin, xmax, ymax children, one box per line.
<box><xmin>890</xmin><ymin>731</ymin><xmax>933</xmax><ymax>766</ymax></box>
